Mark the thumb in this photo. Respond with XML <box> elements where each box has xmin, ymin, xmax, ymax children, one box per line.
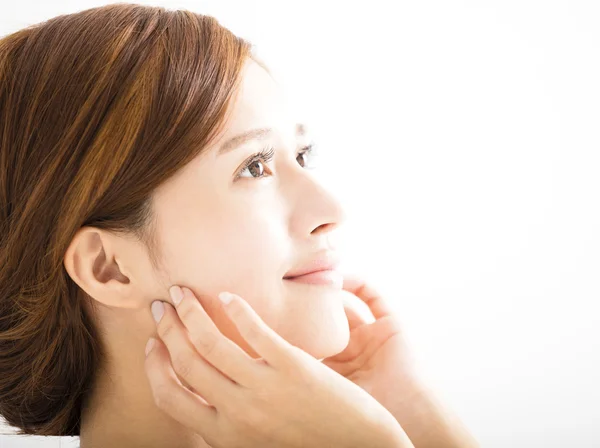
<box><xmin>341</xmin><ymin>293</ymin><xmax>371</xmax><ymax>330</ymax></box>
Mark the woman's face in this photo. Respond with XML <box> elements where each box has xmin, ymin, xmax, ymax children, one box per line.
<box><xmin>149</xmin><ymin>59</ymin><xmax>350</xmax><ymax>359</ymax></box>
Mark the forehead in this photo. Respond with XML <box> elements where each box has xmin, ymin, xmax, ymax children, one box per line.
<box><xmin>221</xmin><ymin>59</ymin><xmax>298</xmax><ymax>140</ymax></box>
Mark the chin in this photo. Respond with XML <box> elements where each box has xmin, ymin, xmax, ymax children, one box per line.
<box><xmin>311</xmin><ymin>324</ymin><xmax>350</xmax><ymax>361</ymax></box>
<box><xmin>281</xmin><ymin>286</ymin><xmax>351</xmax><ymax>360</ymax></box>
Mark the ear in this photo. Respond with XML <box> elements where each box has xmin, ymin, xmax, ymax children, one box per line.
<box><xmin>63</xmin><ymin>226</ymin><xmax>145</xmax><ymax>309</ymax></box>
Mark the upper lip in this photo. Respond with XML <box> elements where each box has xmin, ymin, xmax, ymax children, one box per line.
<box><xmin>283</xmin><ymin>251</ymin><xmax>341</xmax><ymax>279</ymax></box>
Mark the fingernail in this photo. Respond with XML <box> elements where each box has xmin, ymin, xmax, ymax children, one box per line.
<box><xmin>151</xmin><ymin>301</ymin><xmax>164</xmax><ymax>323</ymax></box>
<box><xmin>218</xmin><ymin>292</ymin><xmax>234</xmax><ymax>304</ymax></box>
<box><xmin>170</xmin><ymin>285</ymin><xmax>184</xmax><ymax>306</ymax></box>
<box><xmin>145</xmin><ymin>337</ymin><xmax>155</xmax><ymax>357</ymax></box>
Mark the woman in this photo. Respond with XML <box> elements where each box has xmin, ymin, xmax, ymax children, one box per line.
<box><xmin>0</xmin><ymin>4</ymin><xmax>478</xmax><ymax>447</ymax></box>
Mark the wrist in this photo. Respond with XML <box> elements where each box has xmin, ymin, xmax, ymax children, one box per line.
<box><xmin>375</xmin><ymin>373</ymin><xmax>430</xmax><ymax>420</ymax></box>
<box><xmin>384</xmin><ymin>381</ymin><xmax>480</xmax><ymax>448</ymax></box>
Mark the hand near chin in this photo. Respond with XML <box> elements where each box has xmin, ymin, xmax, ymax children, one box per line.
<box><xmin>322</xmin><ymin>276</ymin><xmax>481</xmax><ymax>448</ymax></box>
<box><xmin>322</xmin><ymin>276</ymin><xmax>427</xmax><ymax>419</ymax></box>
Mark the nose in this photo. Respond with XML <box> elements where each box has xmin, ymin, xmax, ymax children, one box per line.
<box><xmin>289</xmin><ymin>170</ymin><xmax>347</xmax><ymax>239</ymax></box>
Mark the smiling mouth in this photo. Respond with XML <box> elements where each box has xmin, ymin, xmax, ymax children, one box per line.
<box><xmin>283</xmin><ymin>269</ymin><xmax>343</xmax><ymax>287</ymax></box>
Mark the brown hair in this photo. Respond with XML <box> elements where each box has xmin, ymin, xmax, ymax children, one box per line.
<box><xmin>0</xmin><ymin>3</ymin><xmax>261</xmax><ymax>436</ymax></box>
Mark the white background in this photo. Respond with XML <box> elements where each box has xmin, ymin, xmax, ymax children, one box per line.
<box><xmin>1</xmin><ymin>1</ymin><xmax>599</xmax><ymax>447</ymax></box>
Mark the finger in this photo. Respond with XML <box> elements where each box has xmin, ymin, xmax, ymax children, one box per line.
<box><xmin>342</xmin><ymin>274</ymin><xmax>396</xmax><ymax>320</ymax></box>
<box><xmin>174</xmin><ymin>286</ymin><xmax>263</xmax><ymax>388</ymax></box>
<box><xmin>218</xmin><ymin>291</ymin><xmax>303</xmax><ymax>371</ymax></box>
<box><xmin>344</xmin><ymin>305</ymin><xmax>367</xmax><ymax>330</ymax></box>
<box><xmin>341</xmin><ymin>294</ymin><xmax>369</xmax><ymax>330</ymax></box>
<box><xmin>154</xmin><ymin>299</ymin><xmax>241</xmax><ymax>408</ymax></box>
<box><xmin>144</xmin><ymin>336</ymin><xmax>218</xmax><ymax>437</ymax></box>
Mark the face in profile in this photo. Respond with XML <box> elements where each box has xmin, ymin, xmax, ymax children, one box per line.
<box><xmin>150</xmin><ymin>59</ymin><xmax>351</xmax><ymax>360</ymax></box>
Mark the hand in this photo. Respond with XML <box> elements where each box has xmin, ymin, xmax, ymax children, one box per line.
<box><xmin>322</xmin><ymin>275</ymin><xmax>480</xmax><ymax>448</ymax></box>
<box><xmin>144</xmin><ymin>286</ymin><xmax>415</xmax><ymax>448</ymax></box>
<box><xmin>322</xmin><ymin>275</ymin><xmax>425</xmax><ymax>418</ymax></box>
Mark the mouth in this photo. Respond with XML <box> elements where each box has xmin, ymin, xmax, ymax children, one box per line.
<box><xmin>283</xmin><ymin>251</ymin><xmax>343</xmax><ymax>288</ymax></box>
<box><xmin>283</xmin><ymin>269</ymin><xmax>344</xmax><ymax>287</ymax></box>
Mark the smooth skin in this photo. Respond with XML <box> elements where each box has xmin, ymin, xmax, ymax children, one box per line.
<box><xmin>323</xmin><ymin>276</ymin><xmax>481</xmax><ymax>448</ymax></box>
<box><xmin>65</xmin><ymin>57</ymin><xmax>478</xmax><ymax>447</ymax></box>
<box><xmin>145</xmin><ymin>285</ymin><xmax>415</xmax><ymax>448</ymax></box>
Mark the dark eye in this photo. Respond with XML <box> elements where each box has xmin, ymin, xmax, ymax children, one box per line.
<box><xmin>237</xmin><ymin>146</ymin><xmax>275</xmax><ymax>179</ymax></box>
<box><xmin>297</xmin><ymin>144</ymin><xmax>317</xmax><ymax>168</ymax></box>
<box><xmin>242</xmin><ymin>160</ymin><xmax>265</xmax><ymax>178</ymax></box>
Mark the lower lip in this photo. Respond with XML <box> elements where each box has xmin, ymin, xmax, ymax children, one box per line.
<box><xmin>284</xmin><ymin>270</ymin><xmax>343</xmax><ymax>287</ymax></box>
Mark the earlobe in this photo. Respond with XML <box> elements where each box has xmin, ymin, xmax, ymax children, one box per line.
<box><xmin>63</xmin><ymin>227</ymin><xmax>137</xmax><ymax>309</ymax></box>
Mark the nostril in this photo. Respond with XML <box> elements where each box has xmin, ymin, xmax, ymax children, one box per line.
<box><xmin>311</xmin><ymin>222</ymin><xmax>334</xmax><ymax>234</ymax></box>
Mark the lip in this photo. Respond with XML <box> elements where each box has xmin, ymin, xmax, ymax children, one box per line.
<box><xmin>283</xmin><ymin>251</ymin><xmax>343</xmax><ymax>288</ymax></box>
<box><xmin>284</xmin><ymin>269</ymin><xmax>344</xmax><ymax>287</ymax></box>
<box><xmin>283</xmin><ymin>251</ymin><xmax>341</xmax><ymax>279</ymax></box>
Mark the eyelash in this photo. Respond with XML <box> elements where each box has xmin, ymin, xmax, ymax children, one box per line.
<box><xmin>235</xmin><ymin>144</ymin><xmax>316</xmax><ymax>180</ymax></box>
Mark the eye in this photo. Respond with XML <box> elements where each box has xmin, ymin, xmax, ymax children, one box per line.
<box><xmin>296</xmin><ymin>144</ymin><xmax>318</xmax><ymax>169</ymax></box>
<box><xmin>236</xmin><ymin>146</ymin><xmax>275</xmax><ymax>179</ymax></box>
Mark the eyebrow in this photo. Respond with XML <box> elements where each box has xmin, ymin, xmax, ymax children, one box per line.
<box><xmin>218</xmin><ymin>123</ymin><xmax>307</xmax><ymax>155</ymax></box>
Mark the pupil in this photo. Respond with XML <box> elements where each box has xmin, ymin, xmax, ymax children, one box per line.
<box><xmin>297</xmin><ymin>153</ymin><xmax>305</xmax><ymax>167</ymax></box>
<box><xmin>250</xmin><ymin>161</ymin><xmax>264</xmax><ymax>177</ymax></box>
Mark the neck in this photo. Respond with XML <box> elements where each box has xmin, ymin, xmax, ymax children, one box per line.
<box><xmin>79</xmin><ymin>311</ymin><xmax>211</xmax><ymax>448</ymax></box>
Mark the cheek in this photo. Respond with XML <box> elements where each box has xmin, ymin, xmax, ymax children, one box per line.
<box><xmin>173</xmin><ymin>215</ymin><xmax>291</xmax><ymax>359</ymax></box>
<box><xmin>159</xmin><ymin>189</ymin><xmax>294</xmax><ymax>356</ymax></box>
<box><xmin>171</xmin><ymin>208</ymin><xmax>290</xmax><ymax>298</ymax></box>
<box><xmin>210</xmin><ymin>217</ymin><xmax>287</xmax><ymax>285</ymax></box>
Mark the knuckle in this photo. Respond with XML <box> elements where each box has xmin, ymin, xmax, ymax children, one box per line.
<box><xmin>236</xmin><ymin>313</ymin><xmax>265</xmax><ymax>343</ymax></box>
<box><xmin>171</xmin><ymin>352</ymin><xmax>194</xmax><ymax>379</ymax></box>
<box><xmin>232</xmin><ymin>405</ymin><xmax>264</xmax><ymax>430</ymax></box>
<box><xmin>178</xmin><ymin>301</ymin><xmax>196</xmax><ymax>323</ymax></box>
<box><xmin>252</xmin><ymin>379</ymin><xmax>276</xmax><ymax>404</ymax></box>
<box><xmin>228</xmin><ymin>300</ymin><xmax>246</xmax><ymax>321</ymax></box>
<box><xmin>242</xmin><ymin>323</ymin><xmax>261</xmax><ymax>343</ymax></box>
<box><xmin>159</xmin><ymin>321</ymin><xmax>176</xmax><ymax>341</ymax></box>
<box><xmin>191</xmin><ymin>330</ymin><xmax>219</xmax><ymax>357</ymax></box>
